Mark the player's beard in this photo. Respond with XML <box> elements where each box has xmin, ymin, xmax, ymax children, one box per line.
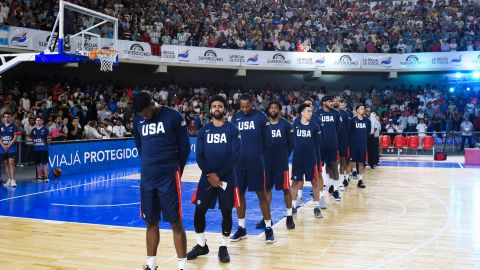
<box><xmin>270</xmin><ymin>112</ymin><xmax>279</xmax><ymax>119</ymax></box>
<box><xmin>212</xmin><ymin>111</ymin><xmax>225</xmax><ymax>120</ymax></box>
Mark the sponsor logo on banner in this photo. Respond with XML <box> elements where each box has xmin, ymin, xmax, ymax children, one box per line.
<box><xmin>36</xmin><ymin>33</ymin><xmax>57</xmax><ymax>50</ymax></box>
<box><xmin>246</xmin><ymin>54</ymin><xmax>259</xmax><ymax>65</ymax></box>
<box><xmin>362</xmin><ymin>56</ymin><xmax>392</xmax><ymax>68</ymax></box>
<box><xmin>450</xmin><ymin>55</ymin><xmax>462</xmax><ymax>66</ymax></box>
<box><xmin>472</xmin><ymin>54</ymin><xmax>480</xmax><ymax>64</ymax></box>
<box><xmin>0</xmin><ymin>25</ymin><xmax>9</xmax><ymax>46</ymax></box>
<box><xmin>296</xmin><ymin>57</ymin><xmax>313</xmax><ymax>65</ymax></box>
<box><xmin>334</xmin><ymin>55</ymin><xmax>359</xmax><ymax>66</ymax></box>
<box><xmin>123</xmin><ymin>43</ymin><xmax>152</xmax><ymax>58</ymax></box>
<box><xmin>228</xmin><ymin>54</ymin><xmax>245</xmax><ymax>63</ymax></box>
<box><xmin>71</xmin><ymin>35</ymin><xmax>99</xmax><ymax>51</ymax></box>
<box><xmin>161</xmin><ymin>49</ymin><xmax>176</xmax><ymax>60</ymax></box>
<box><xmin>315</xmin><ymin>56</ymin><xmax>326</xmax><ymax>67</ymax></box>
<box><xmin>431</xmin><ymin>56</ymin><xmax>448</xmax><ymax>65</ymax></box>
<box><xmin>267</xmin><ymin>53</ymin><xmax>291</xmax><ymax>64</ymax></box>
<box><xmin>10</xmin><ymin>32</ymin><xmax>28</xmax><ymax>47</ymax></box>
<box><xmin>178</xmin><ymin>50</ymin><xmax>190</xmax><ymax>62</ymax></box>
<box><xmin>198</xmin><ymin>50</ymin><xmax>223</xmax><ymax>62</ymax></box>
<box><xmin>400</xmin><ymin>55</ymin><xmax>425</xmax><ymax>66</ymax></box>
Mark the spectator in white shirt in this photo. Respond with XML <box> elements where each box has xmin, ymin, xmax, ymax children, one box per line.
<box><xmin>84</xmin><ymin>121</ymin><xmax>103</xmax><ymax>139</ymax></box>
<box><xmin>112</xmin><ymin>120</ymin><xmax>127</xmax><ymax>138</ymax></box>
<box><xmin>416</xmin><ymin>119</ymin><xmax>428</xmax><ymax>147</ymax></box>
<box><xmin>407</xmin><ymin>114</ymin><xmax>418</xmax><ymax>132</ymax></box>
<box><xmin>460</xmin><ymin>116</ymin><xmax>474</xmax><ymax>151</ymax></box>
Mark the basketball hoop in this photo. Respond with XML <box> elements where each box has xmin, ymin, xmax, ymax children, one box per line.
<box><xmin>89</xmin><ymin>49</ymin><xmax>118</xmax><ymax>72</ymax></box>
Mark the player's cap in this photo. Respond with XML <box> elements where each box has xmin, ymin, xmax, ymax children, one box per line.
<box><xmin>133</xmin><ymin>91</ymin><xmax>153</xmax><ymax>113</ymax></box>
<box><xmin>322</xmin><ymin>96</ymin><xmax>332</xmax><ymax>102</ymax></box>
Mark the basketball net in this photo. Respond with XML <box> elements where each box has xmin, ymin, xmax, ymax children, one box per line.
<box><xmin>89</xmin><ymin>49</ymin><xmax>118</xmax><ymax>72</ymax></box>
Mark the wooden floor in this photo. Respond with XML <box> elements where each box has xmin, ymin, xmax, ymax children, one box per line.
<box><xmin>1</xmin><ymin>164</ymin><xmax>480</xmax><ymax>270</ymax></box>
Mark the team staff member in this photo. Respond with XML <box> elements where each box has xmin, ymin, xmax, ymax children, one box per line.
<box><xmin>133</xmin><ymin>92</ymin><xmax>191</xmax><ymax>270</ymax></box>
<box><xmin>30</xmin><ymin>116</ymin><xmax>51</xmax><ymax>182</ymax></box>
<box><xmin>349</xmin><ymin>104</ymin><xmax>371</xmax><ymax>188</ymax></box>
<box><xmin>188</xmin><ymin>96</ymin><xmax>241</xmax><ymax>263</ymax></box>
<box><xmin>1</xmin><ymin>111</ymin><xmax>21</xmax><ymax>187</ymax></box>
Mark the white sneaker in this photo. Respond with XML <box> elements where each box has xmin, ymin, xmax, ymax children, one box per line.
<box><xmin>3</xmin><ymin>179</ymin><xmax>11</xmax><ymax>187</ymax></box>
<box><xmin>43</xmin><ymin>178</ymin><xmax>49</xmax><ymax>183</ymax></box>
<box><xmin>339</xmin><ymin>185</ymin><xmax>345</xmax><ymax>191</ymax></box>
<box><xmin>11</xmin><ymin>180</ymin><xmax>17</xmax><ymax>187</ymax></box>
<box><xmin>319</xmin><ymin>196</ymin><xmax>328</xmax><ymax>209</ymax></box>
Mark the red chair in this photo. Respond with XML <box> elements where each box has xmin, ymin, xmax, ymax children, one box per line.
<box><xmin>407</xmin><ymin>136</ymin><xmax>420</xmax><ymax>149</ymax></box>
<box><xmin>393</xmin><ymin>135</ymin><xmax>405</xmax><ymax>149</ymax></box>
<box><xmin>422</xmin><ymin>136</ymin><xmax>434</xmax><ymax>149</ymax></box>
<box><xmin>379</xmin><ymin>135</ymin><xmax>392</xmax><ymax>149</ymax></box>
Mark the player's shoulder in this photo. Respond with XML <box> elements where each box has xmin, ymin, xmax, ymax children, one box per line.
<box><xmin>224</xmin><ymin>121</ymin><xmax>239</xmax><ymax>131</ymax></box>
<box><xmin>163</xmin><ymin>106</ymin><xmax>184</xmax><ymax>118</ymax></box>
<box><xmin>198</xmin><ymin>123</ymin><xmax>211</xmax><ymax>135</ymax></box>
<box><xmin>254</xmin><ymin>109</ymin><xmax>269</xmax><ymax>119</ymax></box>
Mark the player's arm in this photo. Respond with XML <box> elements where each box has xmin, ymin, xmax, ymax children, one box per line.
<box><xmin>176</xmin><ymin>113</ymin><xmax>191</xmax><ymax>176</ymax></box>
<box><xmin>7</xmin><ymin>126</ymin><xmax>22</xmax><ymax>148</ymax></box>
<box><xmin>132</xmin><ymin>115</ymin><xmax>142</xmax><ymax>156</ymax></box>
<box><xmin>195</xmin><ymin>128</ymin><xmax>213</xmax><ymax>174</ymax></box>
<box><xmin>216</xmin><ymin>126</ymin><xmax>241</xmax><ymax>178</ymax></box>
<box><xmin>336</xmin><ymin>113</ymin><xmax>341</xmax><ymax>134</ymax></box>
<box><xmin>261</xmin><ymin>113</ymin><xmax>272</xmax><ymax>153</ymax></box>
<box><xmin>287</xmin><ymin>122</ymin><xmax>294</xmax><ymax>157</ymax></box>
<box><xmin>345</xmin><ymin>114</ymin><xmax>352</xmax><ymax>134</ymax></box>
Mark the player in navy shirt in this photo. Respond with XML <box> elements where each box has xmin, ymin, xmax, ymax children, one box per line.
<box><xmin>188</xmin><ymin>96</ymin><xmax>241</xmax><ymax>263</ymax></box>
<box><xmin>291</xmin><ymin>104</ymin><xmax>323</xmax><ymax>218</ymax></box>
<box><xmin>230</xmin><ymin>94</ymin><xmax>274</xmax><ymax>243</ymax></box>
<box><xmin>293</xmin><ymin>98</ymin><xmax>325</xmax><ymax>209</ymax></box>
<box><xmin>349</xmin><ymin>104</ymin><xmax>371</xmax><ymax>189</ymax></box>
<box><xmin>1</xmin><ymin>111</ymin><xmax>21</xmax><ymax>187</ymax></box>
<box><xmin>263</xmin><ymin>101</ymin><xmax>295</xmax><ymax>230</ymax></box>
<box><xmin>30</xmin><ymin>116</ymin><xmax>51</xmax><ymax>182</ymax></box>
<box><xmin>335</xmin><ymin>98</ymin><xmax>352</xmax><ymax>190</ymax></box>
<box><xmin>132</xmin><ymin>92</ymin><xmax>190</xmax><ymax>270</ymax></box>
<box><xmin>315</xmin><ymin>96</ymin><xmax>342</xmax><ymax>201</ymax></box>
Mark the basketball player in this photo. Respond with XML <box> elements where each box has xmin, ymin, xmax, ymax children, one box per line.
<box><xmin>30</xmin><ymin>116</ymin><xmax>51</xmax><ymax>182</ymax></box>
<box><xmin>349</xmin><ymin>104</ymin><xmax>371</xmax><ymax>188</ymax></box>
<box><xmin>133</xmin><ymin>92</ymin><xmax>191</xmax><ymax>270</ymax></box>
<box><xmin>188</xmin><ymin>95</ymin><xmax>241</xmax><ymax>263</ymax></box>
<box><xmin>230</xmin><ymin>94</ymin><xmax>274</xmax><ymax>243</ymax></box>
<box><xmin>260</xmin><ymin>101</ymin><xmax>295</xmax><ymax>229</ymax></box>
<box><xmin>315</xmin><ymin>96</ymin><xmax>342</xmax><ymax>201</ymax></box>
<box><xmin>1</xmin><ymin>111</ymin><xmax>21</xmax><ymax>187</ymax></box>
<box><xmin>293</xmin><ymin>98</ymin><xmax>326</xmax><ymax>210</ymax></box>
<box><xmin>291</xmin><ymin>104</ymin><xmax>323</xmax><ymax>218</ymax></box>
<box><xmin>336</xmin><ymin>99</ymin><xmax>352</xmax><ymax>189</ymax></box>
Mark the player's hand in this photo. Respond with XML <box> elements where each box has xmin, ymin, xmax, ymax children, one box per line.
<box><xmin>207</xmin><ymin>173</ymin><xmax>221</xmax><ymax>188</ymax></box>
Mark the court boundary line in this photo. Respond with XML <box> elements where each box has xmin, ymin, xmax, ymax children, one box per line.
<box><xmin>458</xmin><ymin>162</ymin><xmax>464</xmax><ymax>168</ymax></box>
<box><xmin>51</xmin><ymin>202</ymin><xmax>140</xmax><ymax>207</ymax></box>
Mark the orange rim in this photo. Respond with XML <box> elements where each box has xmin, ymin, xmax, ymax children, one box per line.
<box><xmin>89</xmin><ymin>49</ymin><xmax>118</xmax><ymax>60</ymax></box>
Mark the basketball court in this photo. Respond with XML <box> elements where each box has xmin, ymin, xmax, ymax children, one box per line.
<box><xmin>1</xmin><ymin>158</ymin><xmax>480</xmax><ymax>269</ymax></box>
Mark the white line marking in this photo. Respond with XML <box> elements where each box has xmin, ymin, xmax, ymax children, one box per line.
<box><xmin>458</xmin><ymin>162</ymin><xmax>464</xmax><ymax>169</ymax></box>
<box><xmin>51</xmin><ymin>202</ymin><xmax>140</xmax><ymax>207</ymax></box>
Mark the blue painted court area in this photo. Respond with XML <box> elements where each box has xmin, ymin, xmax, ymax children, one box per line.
<box><xmin>379</xmin><ymin>160</ymin><xmax>463</xmax><ymax>168</ymax></box>
<box><xmin>0</xmin><ymin>166</ymin><xmax>308</xmax><ymax>235</ymax></box>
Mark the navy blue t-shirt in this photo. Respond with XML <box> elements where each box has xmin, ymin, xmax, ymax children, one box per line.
<box><xmin>0</xmin><ymin>123</ymin><xmax>20</xmax><ymax>153</ymax></box>
<box><xmin>231</xmin><ymin>109</ymin><xmax>271</xmax><ymax>171</ymax></box>
<box><xmin>338</xmin><ymin>109</ymin><xmax>352</xmax><ymax>143</ymax></box>
<box><xmin>315</xmin><ymin>108</ymin><xmax>341</xmax><ymax>150</ymax></box>
<box><xmin>349</xmin><ymin>116</ymin><xmax>371</xmax><ymax>147</ymax></box>
<box><xmin>292</xmin><ymin>120</ymin><xmax>321</xmax><ymax>165</ymax></box>
<box><xmin>31</xmin><ymin>126</ymin><xmax>50</xmax><ymax>151</ymax></box>
<box><xmin>133</xmin><ymin>106</ymin><xmax>190</xmax><ymax>190</ymax></box>
<box><xmin>196</xmin><ymin>121</ymin><xmax>241</xmax><ymax>182</ymax></box>
<box><xmin>265</xmin><ymin>117</ymin><xmax>294</xmax><ymax>170</ymax></box>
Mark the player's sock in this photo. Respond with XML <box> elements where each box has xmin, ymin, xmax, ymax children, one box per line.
<box><xmin>314</xmin><ymin>201</ymin><xmax>320</xmax><ymax>208</ymax></box>
<box><xmin>238</xmin><ymin>218</ymin><xmax>246</xmax><ymax>229</ymax></box>
<box><xmin>177</xmin><ymin>257</ymin><xmax>186</xmax><ymax>270</ymax></box>
<box><xmin>324</xmin><ymin>175</ymin><xmax>330</xmax><ymax>190</ymax></box>
<box><xmin>340</xmin><ymin>174</ymin><xmax>345</xmax><ymax>181</ymax></box>
<box><xmin>297</xmin><ymin>190</ymin><xmax>303</xmax><ymax>200</ymax></box>
<box><xmin>292</xmin><ymin>200</ymin><xmax>297</xmax><ymax>209</ymax></box>
<box><xmin>286</xmin><ymin>208</ymin><xmax>293</xmax><ymax>216</ymax></box>
<box><xmin>358</xmin><ymin>174</ymin><xmax>363</xmax><ymax>181</ymax></box>
<box><xmin>220</xmin><ymin>235</ymin><xmax>229</xmax><ymax>247</ymax></box>
<box><xmin>146</xmin><ymin>256</ymin><xmax>156</xmax><ymax>270</ymax></box>
<box><xmin>264</xmin><ymin>219</ymin><xmax>272</xmax><ymax>228</ymax></box>
<box><xmin>196</xmin><ymin>233</ymin><xmax>206</xmax><ymax>247</ymax></box>
<box><xmin>333</xmin><ymin>180</ymin><xmax>340</xmax><ymax>191</ymax></box>
<box><xmin>320</xmin><ymin>191</ymin><xmax>326</xmax><ymax>197</ymax></box>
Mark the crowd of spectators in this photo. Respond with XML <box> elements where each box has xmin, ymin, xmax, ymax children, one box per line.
<box><xmin>1</xmin><ymin>0</ymin><xmax>480</xmax><ymax>53</ymax></box>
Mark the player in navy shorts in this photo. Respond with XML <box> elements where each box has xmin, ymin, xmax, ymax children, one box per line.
<box><xmin>315</xmin><ymin>96</ymin><xmax>342</xmax><ymax>201</ymax></box>
<box><xmin>1</xmin><ymin>111</ymin><xmax>21</xmax><ymax>187</ymax></box>
<box><xmin>292</xmin><ymin>98</ymin><xmax>325</xmax><ymax>209</ymax></box>
<box><xmin>349</xmin><ymin>104</ymin><xmax>371</xmax><ymax>189</ymax></box>
<box><xmin>335</xmin><ymin>98</ymin><xmax>352</xmax><ymax>190</ymax></box>
<box><xmin>30</xmin><ymin>116</ymin><xmax>51</xmax><ymax>182</ymax></box>
<box><xmin>187</xmin><ymin>95</ymin><xmax>241</xmax><ymax>263</ymax></box>
<box><xmin>291</xmin><ymin>104</ymin><xmax>323</xmax><ymax>218</ymax></box>
<box><xmin>263</xmin><ymin>101</ymin><xmax>295</xmax><ymax>229</ymax></box>
<box><xmin>230</xmin><ymin>94</ymin><xmax>274</xmax><ymax>243</ymax></box>
<box><xmin>133</xmin><ymin>92</ymin><xmax>191</xmax><ymax>270</ymax></box>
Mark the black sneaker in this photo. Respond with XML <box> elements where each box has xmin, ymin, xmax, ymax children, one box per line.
<box><xmin>343</xmin><ymin>178</ymin><xmax>349</xmax><ymax>188</ymax></box>
<box><xmin>292</xmin><ymin>206</ymin><xmax>297</xmax><ymax>214</ymax></box>
<box><xmin>358</xmin><ymin>180</ymin><xmax>366</xmax><ymax>188</ymax></box>
<box><xmin>265</xmin><ymin>227</ymin><xmax>275</xmax><ymax>243</ymax></box>
<box><xmin>230</xmin><ymin>227</ymin><xmax>247</xmax><ymax>242</ymax></box>
<box><xmin>328</xmin><ymin>185</ymin><xmax>334</xmax><ymax>194</ymax></box>
<box><xmin>314</xmin><ymin>206</ymin><xmax>323</xmax><ymax>218</ymax></box>
<box><xmin>255</xmin><ymin>219</ymin><xmax>265</xmax><ymax>228</ymax></box>
<box><xmin>218</xmin><ymin>246</ymin><xmax>230</xmax><ymax>263</ymax></box>
<box><xmin>286</xmin><ymin>216</ymin><xmax>295</xmax><ymax>229</ymax></box>
<box><xmin>187</xmin><ymin>243</ymin><xmax>209</xmax><ymax>260</ymax></box>
<box><xmin>142</xmin><ymin>266</ymin><xmax>158</xmax><ymax>270</ymax></box>
<box><xmin>333</xmin><ymin>190</ymin><xmax>341</xmax><ymax>201</ymax></box>
<box><xmin>352</xmin><ymin>171</ymin><xmax>358</xmax><ymax>179</ymax></box>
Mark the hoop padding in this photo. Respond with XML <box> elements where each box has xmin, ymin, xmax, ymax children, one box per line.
<box><xmin>89</xmin><ymin>49</ymin><xmax>118</xmax><ymax>72</ymax></box>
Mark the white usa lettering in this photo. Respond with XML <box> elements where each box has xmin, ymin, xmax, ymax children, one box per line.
<box><xmin>206</xmin><ymin>133</ymin><xmax>227</xmax><ymax>143</ymax></box>
<box><xmin>296</xmin><ymin>129</ymin><xmax>311</xmax><ymax>137</ymax></box>
<box><xmin>272</xmin><ymin>129</ymin><xmax>282</xmax><ymax>138</ymax></box>
<box><xmin>141</xmin><ymin>122</ymin><xmax>165</xmax><ymax>136</ymax></box>
<box><xmin>321</xmin><ymin>116</ymin><xmax>334</xmax><ymax>122</ymax></box>
<box><xmin>356</xmin><ymin>123</ymin><xmax>366</xmax><ymax>128</ymax></box>
<box><xmin>238</xmin><ymin>121</ymin><xmax>255</xmax><ymax>130</ymax></box>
